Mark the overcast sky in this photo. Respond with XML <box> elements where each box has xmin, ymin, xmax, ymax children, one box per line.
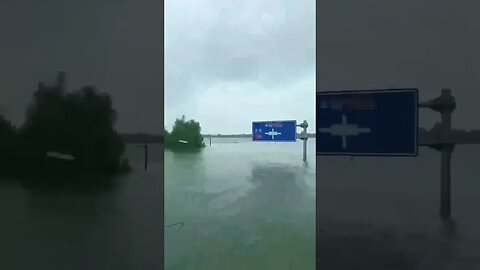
<box><xmin>2</xmin><ymin>1</ymin><xmax>480</xmax><ymax>135</ymax></box>
<box><xmin>318</xmin><ymin>0</ymin><xmax>480</xmax><ymax>131</ymax></box>
<box><xmin>165</xmin><ymin>0</ymin><xmax>316</xmax><ymax>134</ymax></box>
<box><xmin>0</xmin><ymin>0</ymin><xmax>162</xmax><ymax>134</ymax></box>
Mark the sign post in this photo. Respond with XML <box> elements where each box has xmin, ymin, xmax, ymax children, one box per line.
<box><xmin>297</xmin><ymin>120</ymin><xmax>309</xmax><ymax>162</ymax></box>
<box><xmin>252</xmin><ymin>120</ymin><xmax>309</xmax><ymax>162</ymax></box>
<box><xmin>317</xmin><ymin>88</ymin><xmax>480</xmax><ymax>220</ymax></box>
<box><xmin>419</xmin><ymin>89</ymin><xmax>456</xmax><ymax>219</ymax></box>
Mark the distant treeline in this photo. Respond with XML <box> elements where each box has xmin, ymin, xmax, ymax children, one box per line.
<box><xmin>203</xmin><ymin>134</ymin><xmax>250</xmax><ymax>138</ymax></box>
<box><xmin>203</xmin><ymin>133</ymin><xmax>317</xmax><ymax>138</ymax></box>
<box><xmin>119</xmin><ymin>132</ymin><xmax>317</xmax><ymax>143</ymax></box>
<box><xmin>120</xmin><ymin>133</ymin><xmax>163</xmax><ymax>144</ymax></box>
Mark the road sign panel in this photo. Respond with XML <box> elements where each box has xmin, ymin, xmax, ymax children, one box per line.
<box><xmin>316</xmin><ymin>89</ymin><xmax>418</xmax><ymax>156</ymax></box>
<box><xmin>252</xmin><ymin>120</ymin><xmax>297</xmax><ymax>142</ymax></box>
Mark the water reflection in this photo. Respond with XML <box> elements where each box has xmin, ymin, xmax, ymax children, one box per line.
<box><xmin>318</xmin><ymin>221</ymin><xmax>418</xmax><ymax>269</ymax></box>
<box><xmin>317</xmin><ymin>212</ymin><xmax>462</xmax><ymax>269</ymax></box>
<box><xmin>235</xmin><ymin>163</ymin><xmax>313</xmax><ymax>222</ymax></box>
<box><xmin>316</xmin><ymin>146</ymin><xmax>480</xmax><ymax>269</ymax></box>
<box><xmin>0</xmin><ymin>145</ymin><xmax>163</xmax><ymax>270</ymax></box>
<box><xmin>440</xmin><ymin>218</ymin><xmax>457</xmax><ymax>238</ymax></box>
<box><xmin>165</xmin><ymin>163</ymin><xmax>315</xmax><ymax>270</ymax></box>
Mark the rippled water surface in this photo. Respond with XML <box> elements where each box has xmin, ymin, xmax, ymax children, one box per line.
<box><xmin>2</xmin><ymin>140</ymin><xmax>479</xmax><ymax>269</ymax></box>
<box><xmin>165</xmin><ymin>138</ymin><xmax>316</xmax><ymax>270</ymax></box>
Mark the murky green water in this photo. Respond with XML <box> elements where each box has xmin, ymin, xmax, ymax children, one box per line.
<box><xmin>164</xmin><ymin>138</ymin><xmax>316</xmax><ymax>270</ymax></box>
<box><xmin>3</xmin><ymin>140</ymin><xmax>479</xmax><ymax>269</ymax></box>
<box><xmin>0</xmin><ymin>144</ymin><xmax>164</xmax><ymax>270</ymax></box>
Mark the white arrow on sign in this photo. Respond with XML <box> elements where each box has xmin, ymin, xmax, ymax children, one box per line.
<box><xmin>265</xmin><ymin>128</ymin><xmax>282</xmax><ymax>140</ymax></box>
<box><xmin>318</xmin><ymin>115</ymin><xmax>371</xmax><ymax>149</ymax></box>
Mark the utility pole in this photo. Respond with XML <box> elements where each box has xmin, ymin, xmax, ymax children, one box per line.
<box><xmin>144</xmin><ymin>144</ymin><xmax>148</xmax><ymax>171</ymax></box>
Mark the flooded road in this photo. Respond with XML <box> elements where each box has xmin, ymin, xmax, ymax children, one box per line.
<box><xmin>0</xmin><ymin>144</ymin><xmax>163</xmax><ymax>270</ymax></box>
<box><xmin>165</xmin><ymin>138</ymin><xmax>316</xmax><ymax>269</ymax></box>
<box><xmin>2</xmin><ymin>140</ymin><xmax>478</xmax><ymax>269</ymax></box>
<box><xmin>317</xmin><ymin>145</ymin><xmax>480</xmax><ymax>269</ymax></box>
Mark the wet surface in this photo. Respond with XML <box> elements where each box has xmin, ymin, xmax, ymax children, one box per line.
<box><xmin>165</xmin><ymin>139</ymin><xmax>316</xmax><ymax>269</ymax></box>
<box><xmin>317</xmin><ymin>145</ymin><xmax>480</xmax><ymax>269</ymax></box>
<box><xmin>2</xmin><ymin>141</ymin><xmax>479</xmax><ymax>269</ymax></box>
<box><xmin>0</xmin><ymin>144</ymin><xmax>163</xmax><ymax>270</ymax></box>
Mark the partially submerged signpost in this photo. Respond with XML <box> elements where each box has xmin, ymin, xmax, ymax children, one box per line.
<box><xmin>252</xmin><ymin>120</ymin><xmax>309</xmax><ymax>162</ymax></box>
<box><xmin>297</xmin><ymin>120</ymin><xmax>309</xmax><ymax>162</ymax></box>
<box><xmin>316</xmin><ymin>88</ymin><xmax>480</xmax><ymax>220</ymax></box>
<box><xmin>418</xmin><ymin>89</ymin><xmax>456</xmax><ymax>220</ymax></box>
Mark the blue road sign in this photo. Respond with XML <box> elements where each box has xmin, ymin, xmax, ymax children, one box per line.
<box><xmin>316</xmin><ymin>89</ymin><xmax>418</xmax><ymax>156</ymax></box>
<box><xmin>252</xmin><ymin>120</ymin><xmax>297</xmax><ymax>142</ymax></box>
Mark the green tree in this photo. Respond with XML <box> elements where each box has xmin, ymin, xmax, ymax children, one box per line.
<box><xmin>63</xmin><ymin>86</ymin><xmax>125</xmax><ymax>171</ymax></box>
<box><xmin>20</xmin><ymin>82</ymin><xmax>127</xmax><ymax>173</ymax></box>
<box><xmin>165</xmin><ymin>115</ymin><xmax>205</xmax><ymax>150</ymax></box>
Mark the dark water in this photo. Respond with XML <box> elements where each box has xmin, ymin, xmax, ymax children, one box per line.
<box><xmin>318</xmin><ymin>145</ymin><xmax>480</xmax><ymax>269</ymax></box>
<box><xmin>0</xmin><ymin>144</ymin><xmax>163</xmax><ymax>270</ymax></box>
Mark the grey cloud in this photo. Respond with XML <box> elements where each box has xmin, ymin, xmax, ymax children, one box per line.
<box><xmin>165</xmin><ymin>0</ymin><xmax>315</xmax><ymax>100</ymax></box>
<box><xmin>318</xmin><ymin>0</ymin><xmax>480</xmax><ymax>129</ymax></box>
<box><xmin>165</xmin><ymin>0</ymin><xmax>316</xmax><ymax>134</ymax></box>
<box><xmin>1</xmin><ymin>0</ymin><xmax>162</xmax><ymax>133</ymax></box>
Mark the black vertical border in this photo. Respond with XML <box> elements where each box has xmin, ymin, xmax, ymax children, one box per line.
<box><xmin>160</xmin><ymin>0</ymin><xmax>165</xmax><ymax>268</ymax></box>
<box><xmin>315</xmin><ymin>0</ymin><xmax>320</xmax><ymax>268</ymax></box>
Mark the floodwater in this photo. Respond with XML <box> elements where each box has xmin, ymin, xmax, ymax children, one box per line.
<box><xmin>318</xmin><ymin>145</ymin><xmax>480</xmax><ymax>269</ymax></box>
<box><xmin>0</xmin><ymin>139</ymin><xmax>316</xmax><ymax>270</ymax></box>
<box><xmin>0</xmin><ymin>144</ymin><xmax>163</xmax><ymax>270</ymax></box>
<box><xmin>1</xmin><ymin>140</ymin><xmax>479</xmax><ymax>269</ymax></box>
<box><xmin>164</xmin><ymin>138</ymin><xmax>316</xmax><ymax>269</ymax></box>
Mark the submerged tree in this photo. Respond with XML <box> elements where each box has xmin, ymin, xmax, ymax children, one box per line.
<box><xmin>20</xmin><ymin>86</ymin><xmax>67</xmax><ymax>162</ymax></box>
<box><xmin>62</xmin><ymin>86</ymin><xmax>125</xmax><ymax>171</ymax></box>
<box><xmin>165</xmin><ymin>115</ymin><xmax>205</xmax><ymax>150</ymax></box>
<box><xmin>19</xmin><ymin>74</ymin><xmax>128</xmax><ymax>174</ymax></box>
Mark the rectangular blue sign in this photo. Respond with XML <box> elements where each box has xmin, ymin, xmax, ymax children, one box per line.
<box><xmin>316</xmin><ymin>89</ymin><xmax>418</xmax><ymax>156</ymax></box>
<box><xmin>252</xmin><ymin>120</ymin><xmax>297</xmax><ymax>142</ymax></box>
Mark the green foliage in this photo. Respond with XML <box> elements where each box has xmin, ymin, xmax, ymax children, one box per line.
<box><xmin>3</xmin><ymin>81</ymin><xmax>129</xmax><ymax>177</ymax></box>
<box><xmin>165</xmin><ymin>115</ymin><xmax>205</xmax><ymax>150</ymax></box>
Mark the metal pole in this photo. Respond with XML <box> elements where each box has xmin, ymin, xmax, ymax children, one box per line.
<box><xmin>440</xmin><ymin>95</ymin><xmax>453</xmax><ymax>219</ymax></box>
<box><xmin>439</xmin><ymin>89</ymin><xmax>455</xmax><ymax>220</ymax></box>
<box><xmin>440</xmin><ymin>144</ymin><xmax>453</xmax><ymax>219</ymax></box>
<box><xmin>297</xmin><ymin>120</ymin><xmax>309</xmax><ymax>162</ymax></box>
<box><xmin>144</xmin><ymin>144</ymin><xmax>148</xmax><ymax>171</ymax></box>
<box><xmin>303</xmin><ymin>136</ymin><xmax>307</xmax><ymax>162</ymax></box>
<box><xmin>135</xmin><ymin>144</ymin><xmax>149</xmax><ymax>171</ymax></box>
<box><xmin>420</xmin><ymin>89</ymin><xmax>456</xmax><ymax>220</ymax></box>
